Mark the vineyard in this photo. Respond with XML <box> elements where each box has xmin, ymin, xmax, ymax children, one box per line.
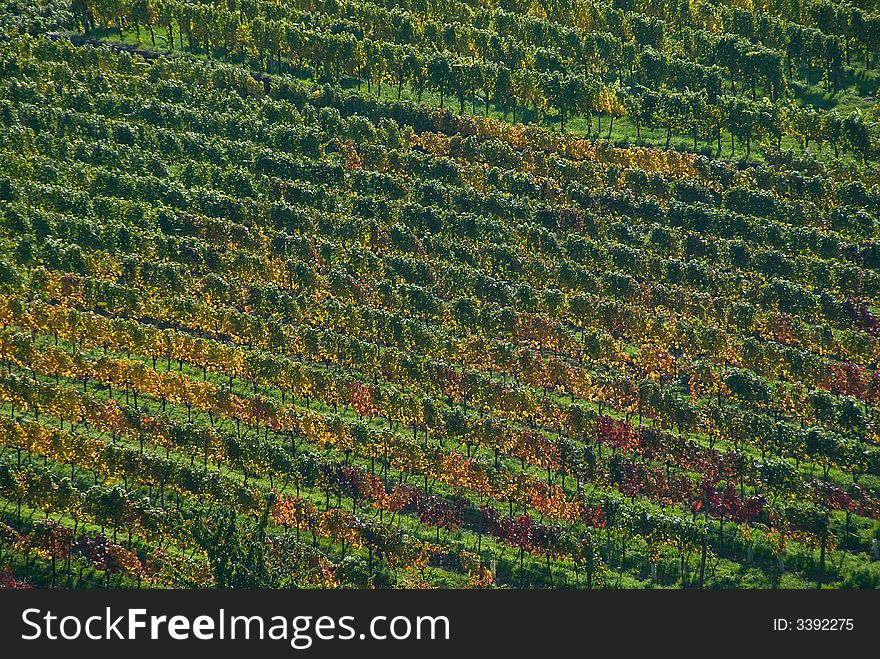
<box><xmin>0</xmin><ymin>0</ymin><xmax>878</xmax><ymax>590</ymax></box>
